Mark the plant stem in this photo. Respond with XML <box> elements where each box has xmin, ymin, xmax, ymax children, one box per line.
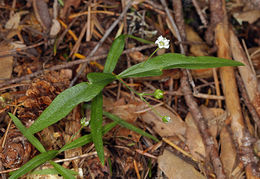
<box><xmin>115</xmin><ymin>76</ymin><xmax>163</xmax><ymax>118</ymax></box>
<box><xmin>142</xmin><ymin>47</ymin><xmax>159</xmax><ymax>66</ymax></box>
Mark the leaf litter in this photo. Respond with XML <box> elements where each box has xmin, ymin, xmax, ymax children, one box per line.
<box><xmin>0</xmin><ymin>0</ymin><xmax>260</xmax><ymax>178</ymax></box>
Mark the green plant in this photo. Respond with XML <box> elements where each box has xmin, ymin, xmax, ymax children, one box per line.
<box><xmin>8</xmin><ymin>34</ymin><xmax>243</xmax><ymax>178</ymax></box>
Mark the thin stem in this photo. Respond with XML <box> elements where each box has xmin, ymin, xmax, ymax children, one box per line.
<box><xmin>67</xmin><ymin>126</ymin><xmax>83</xmax><ymax>144</ymax></box>
<box><xmin>115</xmin><ymin>76</ymin><xmax>163</xmax><ymax>118</ymax></box>
<box><xmin>142</xmin><ymin>47</ymin><xmax>159</xmax><ymax>66</ymax></box>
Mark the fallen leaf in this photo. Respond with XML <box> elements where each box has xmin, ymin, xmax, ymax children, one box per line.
<box><xmin>185</xmin><ymin>105</ymin><xmax>227</xmax><ymax>161</ymax></box>
<box><xmin>5</xmin><ymin>11</ymin><xmax>29</xmax><ymax>30</ymax></box>
<box><xmin>128</xmin><ymin>43</ymin><xmax>148</xmax><ymax>62</ymax></box>
<box><xmin>158</xmin><ymin>150</ymin><xmax>206</xmax><ymax>179</ymax></box>
<box><xmin>220</xmin><ymin>126</ymin><xmax>237</xmax><ymax>177</ymax></box>
<box><xmin>233</xmin><ymin>10</ymin><xmax>260</xmax><ymax>24</ymax></box>
<box><xmin>50</xmin><ymin>19</ymin><xmax>61</xmax><ymax>37</ymax></box>
<box><xmin>33</xmin><ymin>0</ymin><xmax>52</xmax><ymax>31</ymax></box>
<box><xmin>140</xmin><ymin>105</ymin><xmax>187</xmax><ymax>137</ymax></box>
<box><xmin>0</xmin><ymin>44</ymin><xmax>13</xmax><ymax>81</ymax></box>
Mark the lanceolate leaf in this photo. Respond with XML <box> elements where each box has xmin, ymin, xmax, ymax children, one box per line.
<box><xmin>59</xmin><ymin>122</ymin><xmax>117</xmax><ymax>153</ymax></box>
<box><xmin>118</xmin><ymin>53</ymin><xmax>244</xmax><ymax>78</ymax></box>
<box><xmin>28</xmin><ymin>73</ymin><xmax>115</xmax><ymax>134</ymax></box>
<box><xmin>127</xmin><ymin>35</ymin><xmax>154</xmax><ymax>44</ymax></box>
<box><xmin>9</xmin><ymin>150</ymin><xmax>58</xmax><ymax>179</ymax></box>
<box><xmin>49</xmin><ymin>161</ymin><xmax>76</xmax><ymax>179</ymax></box>
<box><xmin>90</xmin><ymin>34</ymin><xmax>125</xmax><ymax>166</ymax></box>
<box><xmin>103</xmin><ymin>111</ymin><xmax>159</xmax><ymax>142</ymax></box>
<box><xmin>90</xmin><ymin>93</ymin><xmax>105</xmax><ymax>165</ymax></box>
<box><xmin>8</xmin><ymin>113</ymin><xmax>46</xmax><ymax>153</ymax></box>
<box><xmin>103</xmin><ymin>34</ymin><xmax>126</xmax><ymax>73</ymax></box>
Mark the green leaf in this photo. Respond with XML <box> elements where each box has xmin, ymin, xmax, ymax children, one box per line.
<box><xmin>87</xmin><ymin>72</ymin><xmax>116</xmax><ymax>83</ymax></box>
<box><xmin>103</xmin><ymin>111</ymin><xmax>159</xmax><ymax>142</ymax></box>
<box><xmin>59</xmin><ymin>122</ymin><xmax>117</xmax><ymax>153</ymax></box>
<box><xmin>118</xmin><ymin>53</ymin><xmax>244</xmax><ymax>78</ymax></box>
<box><xmin>59</xmin><ymin>134</ymin><xmax>92</xmax><ymax>153</ymax></box>
<box><xmin>9</xmin><ymin>150</ymin><xmax>58</xmax><ymax>179</ymax></box>
<box><xmin>103</xmin><ymin>34</ymin><xmax>126</xmax><ymax>73</ymax></box>
<box><xmin>8</xmin><ymin>113</ymin><xmax>46</xmax><ymax>153</ymax></box>
<box><xmin>90</xmin><ymin>93</ymin><xmax>104</xmax><ymax>165</ymax></box>
<box><xmin>49</xmin><ymin>161</ymin><xmax>76</xmax><ymax>179</ymax></box>
<box><xmin>127</xmin><ymin>35</ymin><xmax>154</xmax><ymax>44</ymax></box>
<box><xmin>28</xmin><ymin>73</ymin><xmax>115</xmax><ymax>134</ymax></box>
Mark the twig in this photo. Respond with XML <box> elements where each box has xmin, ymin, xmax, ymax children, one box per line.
<box><xmin>0</xmin><ymin>41</ymin><xmax>45</xmax><ymax>58</ymax></box>
<box><xmin>0</xmin><ymin>44</ymin><xmax>156</xmax><ymax>89</ymax></box>
<box><xmin>160</xmin><ymin>0</ymin><xmax>184</xmax><ymax>54</ymax></box>
<box><xmin>54</xmin><ymin>152</ymin><xmax>97</xmax><ymax>163</ymax></box>
<box><xmin>69</xmin><ymin>0</ymin><xmax>133</xmax><ymax>87</ymax></box>
<box><xmin>191</xmin><ymin>0</ymin><xmax>208</xmax><ymax>26</ymax></box>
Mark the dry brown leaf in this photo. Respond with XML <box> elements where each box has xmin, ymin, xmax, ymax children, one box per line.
<box><xmin>128</xmin><ymin>43</ymin><xmax>148</xmax><ymax>62</ymax></box>
<box><xmin>0</xmin><ymin>44</ymin><xmax>13</xmax><ymax>81</ymax></box>
<box><xmin>5</xmin><ymin>11</ymin><xmax>28</xmax><ymax>30</ymax></box>
<box><xmin>140</xmin><ymin>105</ymin><xmax>187</xmax><ymax>137</ymax></box>
<box><xmin>158</xmin><ymin>150</ymin><xmax>206</xmax><ymax>179</ymax></box>
<box><xmin>185</xmin><ymin>125</ymin><xmax>205</xmax><ymax>161</ymax></box>
<box><xmin>104</xmin><ymin>98</ymin><xmax>139</xmax><ymax>123</ymax></box>
<box><xmin>103</xmin><ymin>97</ymin><xmax>141</xmax><ymax>141</ymax></box>
<box><xmin>50</xmin><ymin>19</ymin><xmax>61</xmax><ymax>37</ymax></box>
<box><xmin>33</xmin><ymin>0</ymin><xmax>52</xmax><ymax>31</ymax></box>
<box><xmin>185</xmin><ymin>106</ymin><xmax>226</xmax><ymax>161</ymax></box>
<box><xmin>220</xmin><ymin>126</ymin><xmax>237</xmax><ymax>177</ymax></box>
<box><xmin>186</xmin><ymin>25</ymin><xmax>209</xmax><ymax>57</ymax></box>
<box><xmin>233</xmin><ymin>10</ymin><xmax>260</xmax><ymax>24</ymax></box>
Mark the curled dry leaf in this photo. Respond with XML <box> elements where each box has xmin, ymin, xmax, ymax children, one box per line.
<box><xmin>158</xmin><ymin>150</ymin><xmax>206</xmax><ymax>179</ymax></box>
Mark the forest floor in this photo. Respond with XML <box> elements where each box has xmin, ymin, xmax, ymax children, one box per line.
<box><xmin>0</xmin><ymin>0</ymin><xmax>260</xmax><ymax>178</ymax></box>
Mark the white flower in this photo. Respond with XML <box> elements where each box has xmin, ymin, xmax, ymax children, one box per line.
<box><xmin>155</xmin><ymin>35</ymin><xmax>170</xmax><ymax>49</ymax></box>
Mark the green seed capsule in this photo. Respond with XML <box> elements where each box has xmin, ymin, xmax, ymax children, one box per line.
<box><xmin>162</xmin><ymin>116</ymin><xmax>171</xmax><ymax>123</ymax></box>
<box><xmin>154</xmin><ymin>89</ymin><xmax>164</xmax><ymax>99</ymax></box>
